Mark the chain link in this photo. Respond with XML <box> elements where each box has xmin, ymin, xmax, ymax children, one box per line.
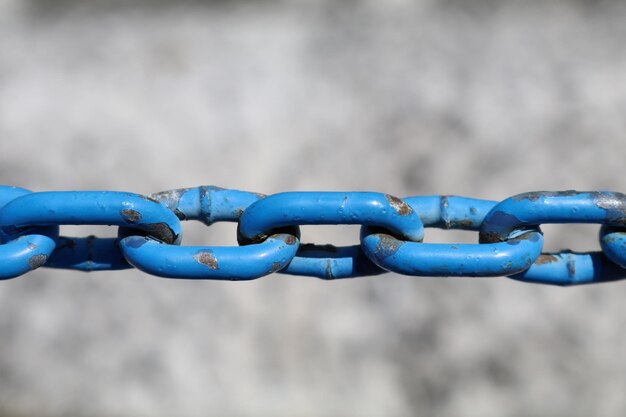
<box><xmin>1</xmin><ymin>185</ymin><xmax>625</xmax><ymax>286</ymax></box>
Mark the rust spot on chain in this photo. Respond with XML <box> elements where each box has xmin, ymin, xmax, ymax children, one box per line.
<box><xmin>535</xmin><ymin>254</ymin><xmax>558</xmax><ymax>265</ymax></box>
<box><xmin>372</xmin><ymin>234</ymin><xmax>403</xmax><ymax>262</ymax></box>
<box><xmin>194</xmin><ymin>251</ymin><xmax>218</xmax><ymax>270</ymax></box>
<box><xmin>595</xmin><ymin>192</ymin><xmax>626</xmax><ymax>226</ymax></box>
<box><xmin>512</xmin><ymin>190</ymin><xmax>581</xmax><ymax>202</ymax></box>
<box><xmin>567</xmin><ymin>259</ymin><xmax>576</xmax><ymax>278</ymax></box>
<box><xmin>143</xmin><ymin>223</ymin><xmax>177</xmax><ymax>244</ymax></box>
<box><xmin>480</xmin><ymin>232</ymin><xmax>502</xmax><ymax>244</ymax></box>
<box><xmin>325</xmin><ymin>260</ymin><xmax>335</xmax><ymax>279</ymax></box>
<box><xmin>452</xmin><ymin>219</ymin><xmax>474</xmax><ymax>229</ymax></box>
<box><xmin>151</xmin><ymin>188</ymin><xmax>187</xmax><ymax>204</ymax></box>
<box><xmin>120</xmin><ymin>209</ymin><xmax>142</xmax><ymax>223</ymax></box>
<box><xmin>385</xmin><ymin>194</ymin><xmax>412</xmax><ymax>216</ymax></box>
<box><xmin>28</xmin><ymin>254</ymin><xmax>47</xmax><ymax>269</ymax></box>
<box><xmin>150</xmin><ymin>188</ymin><xmax>189</xmax><ymax>220</ymax></box>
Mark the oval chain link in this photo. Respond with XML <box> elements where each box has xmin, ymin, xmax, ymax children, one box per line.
<box><xmin>360</xmin><ymin>196</ymin><xmax>544</xmax><ymax>278</ymax></box>
<box><xmin>119</xmin><ymin>186</ymin><xmax>299</xmax><ymax>280</ymax></box>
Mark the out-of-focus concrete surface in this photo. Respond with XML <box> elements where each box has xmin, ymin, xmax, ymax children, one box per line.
<box><xmin>1</xmin><ymin>0</ymin><xmax>626</xmax><ymax>416</ymax></box>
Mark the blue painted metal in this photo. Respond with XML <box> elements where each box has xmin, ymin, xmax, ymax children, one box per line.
<box><xmin>119</xmin><ymin>186</ymin><xmax>300</xmax><ymax>279</ymax></box>
<box><xmin>0</xmin><ymin>186</ymin><xmax>58</xmax><ymax>279</ymax></box>
<box><xmin>600</xmin><ymin>226</ymin><xmax>626</xmax><ymax>268</ymax></box>
<box><xmin>509</xmin><ymin>252</ymin><xmax>626</xmax><ymax>286</ymax></box>
<box><xmin>360</xmin><ymin>196</ymin><xmax>544</xmax><ymax>277</ymax></box>
<box><xmin>0</xmin><ymin>191</ymin><xmax>182</xmax><ymax>243</ymax></box>
<box><xmin>0</xmin><ymin>234</ymin><xmax>58</xmax><ymax>279</ymax></box>
<box><xmin>0</xmin><ymin>186</ymin><xmax>31</xmax><ymax>207</ymax></box>
<box><xmin>46</xmin><ymin>237</ymin><xmax>131</xmax><ymax>271</ymax></box>
<box><xmin>238</xmin><ymin>192</ymin><xmax>424</xmax><ymax>242</ymax></box>
<box><xmin>1</xmin><ymin>186</ymin><xmax>625</xmax><ymax>285</ymax></box>
<box><xmin>479</xmin><ymin>191</ymin><xmax>626</xmax><ymax>285</ymax></box>
<box><xmin>149</xmin><ymin>186</ymin><xmax>264</xmax><ymax>225</ymax></box>
<box><xmin>237</xmin><ymin>192</ymin><xmax>424</xmax><ymax>279</ymax></box>
<box><xmin>404</xmin><ymin>195</ymin><xmax>497</xmax><ymax>231</ymax></box>
<box><xmin>283</xmin><ymin>244</ymin><xmax>385</xmax><ymax>279</ymax></box>
<box><xmin>0</xmin><ymin>191</ymin><xmax>182</xmax><ymax>273</ymax></box>
<box><xmin>402</xmin><ymin>196</ymin><xmax>497</xmax><ymax>230</ymax></box>
<box><xmin>121</xmin><ymin>233</ymin><xmax>298</xmax><ymax>280</ymax></box>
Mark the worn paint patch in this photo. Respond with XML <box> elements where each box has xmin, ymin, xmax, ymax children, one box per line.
<box><xmin>595</xmin><ymin>192</ymin><xmax>626</xmax><ymax>226</ymax></box>
<box><xmin>567</xmin><ymin>259</ymin><xmax>576</xmax><ymax>278</ymax></box>
<box><xmin>143</xmin><ymin>223</ymin><xmax>177</xmax><ymax>244</ymax></box>
<box><xmin>512</xmin><ymin>190</ymin><xmax>581</xmax><ymax>202</ymax></box>
<box><xmin>270</xmin><ymin>262</ymin><xmax>283</xmax><ymax>273</ymax></box>
<box><xmin>150</xmin><ymin>188</ymin><xmax>187</xmax><ymax>207</ymax></box>
<box><xmin>28</xmin><ymin>254</ymin><xmax>47</xmax><ymax>269</ymax></box>
<box><xmin>325</xmin><ymin>259</ymin><xmax>335</xmax><ymax>280</ymax></box>
<box><xmin>284</xmin><ymin>235</ymin><xmax>298</xmax><ymax>245</ymax></box>
<box><xmin>385</xmin><ymin>194</ymin><xmax>412</xmax><ymax>216</ymax></box>
<box><xmin>194</xmin><ymin>251</ymin><xmax>218</xmax><ymax>270</ymax></box>
<box><xmin>479</xmin><ymin>211</ymin><xmax>525</xmax><ymax>243</ymax></box>
<box><xmin>439</xmin><ymin>196</ymin><xmax>452</xmax><ymax>229</ymax></box>
<box><xmin>372</xmin><ymin>234</ymin><xmax>403</xmax><ymax>263</ymax></box>
<box><xmin>120</xmin><ymin>209</ymin><xmax>142</xmax><ymax>223</ymax></box>
<box><xmin>451</xmin><ymin>219</ymin><xmax>474</xmax><ymax>229</ymax></box>
<box><xmin>480</xmin><ymin>232</ymin><xmax>503</xmax><ymax>244</ymax></box>
<box><xmin>536</xmin><ymin>254</ymin><xmax>558</xmax><ymax>265</ymax></box>
<box><xmin>150</xmin><ymin>188</ymin><xmax>189</xmax><ymax>220</ymax></box>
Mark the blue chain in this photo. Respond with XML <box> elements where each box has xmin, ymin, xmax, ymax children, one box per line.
<box><xmin>1</xmin><ymin>185</ymin><xmax>625</xmax><ymax>286</ymax></box>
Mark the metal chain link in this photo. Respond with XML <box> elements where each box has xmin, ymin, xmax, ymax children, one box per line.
<box><xmin>1</xmin><ymin>185</ymin><xmax>625</xmax><ymax>286</ymax></box>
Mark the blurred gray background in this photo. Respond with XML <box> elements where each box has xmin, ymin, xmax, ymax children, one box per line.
<box><xmin>1</xmin><ymin>0</ymin><xmax>626</xmax><ymax>416</ymax></box>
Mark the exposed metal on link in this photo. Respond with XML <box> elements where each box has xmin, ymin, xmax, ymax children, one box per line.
<box><xmin>237</xmin><ymin>192</ymin><xmax>424</xmax><ymax>279</ymax></box>
<box><xmin>0</xmin><ymin>186</ymin><xmax>625</xmax><ymax>286</ymax></box>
